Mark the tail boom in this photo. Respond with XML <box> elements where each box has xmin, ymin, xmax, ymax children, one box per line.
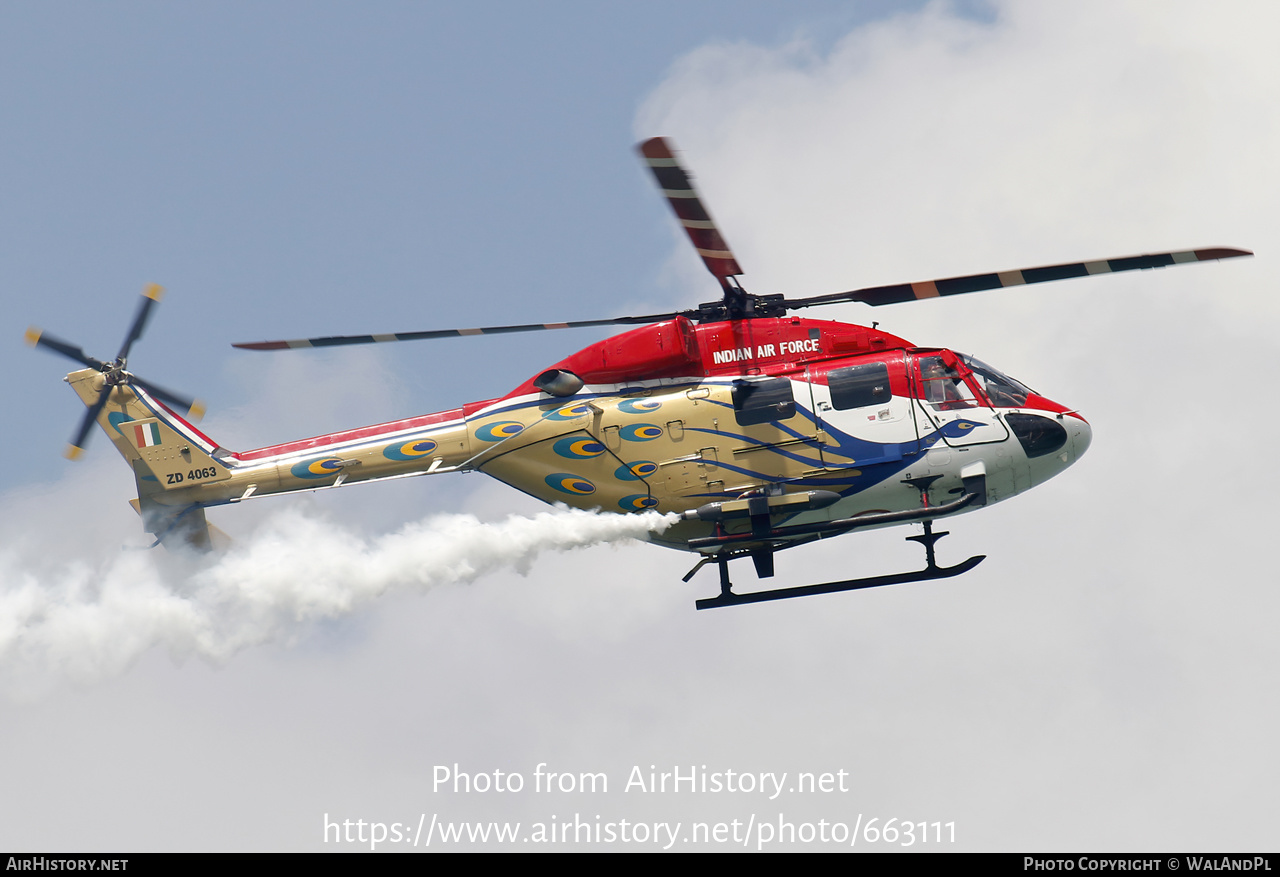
<box><xmin>66</xmin><ymin>368</ymin><xmax>474</xmax><ymax>546</ymax></box>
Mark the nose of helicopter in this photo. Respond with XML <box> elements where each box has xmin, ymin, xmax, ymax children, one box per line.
<box><xmin>1005</xmin><ymin>408</ymin><xmax>1091</xmax><ymax>488</ymax></box>
<box><xmin>1069</xmin><ymin>414</ymin><xmax>1092</xmax><ymax>460</ymax></box>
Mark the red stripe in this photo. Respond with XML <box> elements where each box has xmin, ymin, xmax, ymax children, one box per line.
<box><xmin>146</xmin><ymin>397</ymin><xmax>219</xmax><ymax>449</ymax></box>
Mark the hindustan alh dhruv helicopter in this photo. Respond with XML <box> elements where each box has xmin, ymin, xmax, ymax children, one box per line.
<box><xmin>28</xmin><ymin>138</ymin><xmax>1250</xmax><ymax>609</ymax></box>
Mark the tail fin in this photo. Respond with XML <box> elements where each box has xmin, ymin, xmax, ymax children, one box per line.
<box><xmin>66</xmin><ymin>368</ymin><xmax>225</xmax><ymax>473</ymax></box>
<box><xmin>126</xmin><ymin>499</ymin><xmax>232</xmax><ymax>552</ymax></box>
<box><xmin>67</xmin><ymin>368</ymin><xmax>231</xmax><ymax>550</ymax></box>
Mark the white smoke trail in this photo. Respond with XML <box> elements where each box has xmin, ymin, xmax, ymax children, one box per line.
<box><xmin>0</xmin><ymin>505</ymin><xmax>678</xmax><ymax>689</ymax></box>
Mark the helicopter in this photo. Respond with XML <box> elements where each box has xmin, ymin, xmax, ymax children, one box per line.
<box><xmin>27</xmin><ymin>138</ymin><xmax>1251</xmax><ymax>609</ymax></box>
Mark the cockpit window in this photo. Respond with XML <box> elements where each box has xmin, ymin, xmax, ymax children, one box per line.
<box><xmin>959</xmin><ymin>354</ymin><xmax>1034</xmax><ymax>408</ymax></box>
<box><xmin>918</xmin><ymin>355</ymin><xmax>978</xmax><ymax>410</ymax></box>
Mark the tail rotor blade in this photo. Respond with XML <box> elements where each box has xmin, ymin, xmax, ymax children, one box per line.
<box><xmin>25</xmin><ymin>327</ymin><xmax>108</xmax><ymax>370</ymax></box>
<box><xmin>65</xmin><ymin>384</ymin><xmax>112</xmax><ymax>460</ymax></box>
<box><xmin>32</xmin><ymin>285</ymin><xmax>207</xmax><ymax>458</ymax></box>
<box><xmin>130</xmin><ymin>376</ymin><xmax>205</xmax><ymax>420</ymax></box>
<box><xmin>116</xmin><ymin>283</ymin><xmax>164</xmax><ymax>362</ymax></box>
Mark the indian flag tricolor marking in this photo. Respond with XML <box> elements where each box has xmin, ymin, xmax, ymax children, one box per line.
<box><xmin>132</xmin><ymin>422</ymin><xmax>162</xmax><ymax>448</ymax></box>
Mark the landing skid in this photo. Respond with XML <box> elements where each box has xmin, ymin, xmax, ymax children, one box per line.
<box><xmin>693</xmin><ymin>521</ymin><xmax>986</xmax><ymax>610</ymax></box>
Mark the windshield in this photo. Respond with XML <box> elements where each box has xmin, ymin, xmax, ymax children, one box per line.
<box><xmin>959</xmin><ymin>354</ymin><xmax>1035</xmax><ymax>408</ymax></box>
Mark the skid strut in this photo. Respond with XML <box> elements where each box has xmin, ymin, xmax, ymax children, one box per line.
<box><xmin>695</xmin><ymin>521</ymin><xmax>984</xmax><ymax>610</ymax></box>
<box><xmin>692</xmin><ymin>478</ymin><xmax>987</xmax><ymax>610</ymax></box>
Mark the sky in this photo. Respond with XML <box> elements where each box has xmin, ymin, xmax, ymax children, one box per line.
<box><xmin>1</xmin><ymin>0</ymin><xmax>1276</xmax><ymax>852</ymax></box>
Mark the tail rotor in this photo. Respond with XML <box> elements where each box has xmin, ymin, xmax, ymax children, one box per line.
<box><xmin>26</xmin><ymin>285</ymin><xmax>204</xmax><ymax>459</ymax></box>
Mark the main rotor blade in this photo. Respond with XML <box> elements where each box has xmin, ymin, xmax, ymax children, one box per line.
<box><xmin>24</xmin><ymin>327</ymin><xmax>108</xmax><ymax>371</ymax></box>
<box><xmin>784</xmin><ymin>248</ymin><xmax>1253</xmax><ymax>310</ymax></box>
<box><xmin>116</xmin><ymin>283</ymin><xmax>164</xmax><ymax>362</ymax></box>
<box><xmin>231</xmin><ymin>312</ymin><xmax>690</xmax><ymax>351</ymax></box>
<box><xmin>130</xmin><ymin>376</ymin><xmax>205</xmax><ymax>420</ymax></box>
<box><xmin>638</xmin><ymin>137</ymin><xmax>744</xmax><ymax>283</ymax></box>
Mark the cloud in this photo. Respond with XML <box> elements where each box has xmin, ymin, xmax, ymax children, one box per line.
<box><xmin>638</xmin><ymin>0</ymin><xmax>1274</xmax><ymax>310</ymax></box>
<box><xmin>0</xmin><ymin>501</ymin><xmax>677</xmax><ymax>693</ymax></box>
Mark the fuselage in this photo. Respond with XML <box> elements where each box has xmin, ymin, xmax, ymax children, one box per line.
<box><xmin>80</xmin><ymin>316</ymin><xmax>1091</xmax><ymax>554</ymax></box>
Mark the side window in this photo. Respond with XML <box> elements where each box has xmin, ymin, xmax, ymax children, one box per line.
<box><xmin>828</xmin><ymin>362</ymin><xmax>890</xmax><ymax>410</ymax></box>
<box><xmin>732</xmin><ymin>378</ymin><xmax>796</xmax><ymax>426</ymax></box>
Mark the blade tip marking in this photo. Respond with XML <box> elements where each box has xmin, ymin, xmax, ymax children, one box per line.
<box><xmin>638</xmin><ymin>137</ymin><xmax>674</xmax><ymax>159</ymax></box>
<box><xmin>232</xmin><ymin>341</ymin><xmax>288</xmax><ymax>350</ymax></box>
<box><xmin>1194</xmin><ymin>247</ymin><xmax>1253</xmax><ymax>261</ymax></box>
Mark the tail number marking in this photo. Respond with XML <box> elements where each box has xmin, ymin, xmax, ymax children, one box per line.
<box><xmin>167</xmin><ymin>467</ymin><xmax>220</xmax><ymax>485</ymax></box>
